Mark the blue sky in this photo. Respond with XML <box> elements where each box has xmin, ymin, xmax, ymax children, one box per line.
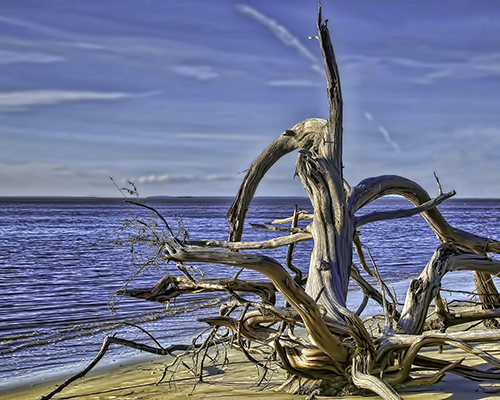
<box><xmin>1</xmin><ymin>0</ymin><xmax>500</xmax><ymax>198</ymax></box>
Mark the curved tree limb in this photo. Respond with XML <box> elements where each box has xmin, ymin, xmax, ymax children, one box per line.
<box><xmin>201</xmin><ymin>314</ymin><xmax>278</xmax><ymax>347</ymax></box>
<box><xmin>160</xmin><ymin>240</ymin><xmax>349</xmax><ymax>366</ymax></box>
<box><xmin>119</xmin><ymin>275</ymin><xmax>277</xmax><ymax>305</ymax></box>
<box><xmin>202</xmin><ymin>311</ymin><xmax>346</xmax><ymax>379</ymax></box>
<box><xmin>227</xmin><ymin>118</ymin><xmax>327</xmax><ymax>242</ymax></box>
<box><xmin>381</xmin><ymin>335</ymin><xmax>500</xmax><ymax>386</ymax></box>
<box><xmin>397</xmin><ymin>243</ymin><xmax>500</xmax><ymax>334</ymax></box>
<box><xmin>414</xmin><ymin>354</ymin><xmax>500</xmax><ymax>381</ymax></box>
<box><xmin>351</xmin><ymin>356</ymin><xmax>403</xmax><ymax>400</ymax></box>
<box><xmin>355</xmin><ymin>190</ymin><xmax>456</xmax><ymax>229</ymax></box>
<box><xmin>393</xmin><ymin>358</ymin><xmax>463</xmax><ymax>389</ymax></box>
<box><xmin>275</xmin><ymin>338</ymin><xmax>345</xmax><ymax>379</ymax></box>
<box><xmin>349</xmin><ymin>175</ymin><xmax>500</xmax><ymax>254</ymax></box>
<box><xmin>376</xmin><ymin>328</ymin><xmax>500</xmax><ymax>364</ymax></box>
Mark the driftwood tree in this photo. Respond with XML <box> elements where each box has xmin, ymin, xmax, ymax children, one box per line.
<box><xmin>43</xmin><ymin>5</ymin><xmax>500</xmax><ymax>400</ymax></box>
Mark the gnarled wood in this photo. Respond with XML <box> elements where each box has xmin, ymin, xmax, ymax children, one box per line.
<box><xmin>349</xmin><ymin>175</ymin><xmax>500</xmax><ymax>254</ymax></box>
<box><xmin>119</xmin><ymin>275</ymin><xmax>277</xmax><ymax>305</ymax></box>
<box><xmin>227</xmin><ymin>117</ymin><xmax>327</xmax><ymax>243</ymax></box>
<box><xmin>160</xmin><ymin>239</ymin><xmax>350</xmax><ymax>366</ymax></box>
<box><xmin>398</xmin><ymin>243</ymin><xmax>500</xmax><ymax>334</ymax></box>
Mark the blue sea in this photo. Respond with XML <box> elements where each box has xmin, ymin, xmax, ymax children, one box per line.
<box><xmin>1</xmin><ymin>196</ymin><xmax>499</xmax><ymax>393</ymax></box>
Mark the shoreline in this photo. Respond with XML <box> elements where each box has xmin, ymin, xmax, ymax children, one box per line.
<box><xmin>2</xmin><ymin>272</ymin><xmax>483</xmax><ymax>399</ymax></box>
<box><xmin>3</xmin><ymin>347</ymin><xmax>299</xmax><ymax>400</ymax></box>
<box><xmin>4</xmin><ymin>345</ymin><xmax>500</xmax><ymax>400</ymax></box>
<box><xmin>0</xmin><ymin>349</ymin><xmax>160</xmax><ymax>394</ymax></box>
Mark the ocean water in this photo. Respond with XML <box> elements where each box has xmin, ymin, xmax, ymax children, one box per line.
<box><xmin>1</xmin><ymin>196</ymin><xmax>499</xmax><ymax>392</ymax></box>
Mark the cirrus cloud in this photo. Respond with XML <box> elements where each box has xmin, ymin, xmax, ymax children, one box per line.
<box><xmin>128</xmin><ymin>172</ymin><xmax>293</xmax><ymax>185</ymax></box>
<box><xmin>171</xmin><ymin>65</ymin><xmax>219</xmax><ymax>81</ymax></box>
<box><xmin>0</xmin><ymin>90</ymin><xmax>133</xmax><ymax>108</ymax></box>
<box><xmin>133</xmin><ymin>174</ymin><xmax>199</xmax><ymax>184</ymax></box>
<box><xmin>0</xmin><ymin>49</ymin><xmax>65</xmax><ymax>64</ymax></box>
<box><xmin>175</xmin><ymin>133</ymin><xmax>264</xmax><ymax>142</ymax></box>
<box><xmin>268</xmin><ymin>79</ymin><xmax>322</xmax><ymax>87</ymax></box>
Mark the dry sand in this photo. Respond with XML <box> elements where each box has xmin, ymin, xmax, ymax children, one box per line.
<box><xmin>4</xmin><ymin>345</ymin><xmax>500</xmax><ymax>400</ymax></box>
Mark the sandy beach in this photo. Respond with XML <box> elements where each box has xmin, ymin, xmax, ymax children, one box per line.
<box><xmin>5</xmin><ymin>344</ymin><xmax>500</xmax><ymax>400</ymax></box>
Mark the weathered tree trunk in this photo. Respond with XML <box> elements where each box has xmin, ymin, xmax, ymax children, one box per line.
<box><xmin>294</xmin><ymin>18</ymin><xmax>352</xmax><ymax>312</ymax></box>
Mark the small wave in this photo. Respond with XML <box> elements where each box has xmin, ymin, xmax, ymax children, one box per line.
<box><xmin>1</xmin><ymin>294</ymin><xmax>226</xmax><ymax>356</ymax></box>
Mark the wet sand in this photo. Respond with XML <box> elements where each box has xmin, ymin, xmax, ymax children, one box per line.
<box><xmin>4</xmin><ymin>344</ymin><xmax>500</xmax><ymax>400</ymax></box>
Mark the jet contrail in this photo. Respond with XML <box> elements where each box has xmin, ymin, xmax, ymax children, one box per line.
<box><xmin>364</xmin><ymin>111</ymin><xmax>401</xmax><ymax>153</ymax></box>
<box><xmin>237</xmin><ymin>4</ymin><xmax>321</xmax><ymax>71</ymax></box>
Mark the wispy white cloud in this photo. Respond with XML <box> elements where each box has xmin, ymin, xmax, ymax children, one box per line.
<box><xmin>0</xmin><ymin>49</ymin><xmax>65</xmax><ymax>64</ymax></box>
<box><xmin>0</xmin><ymin>90</ymin><xmax>133</xmax><ymax>108</ymax></box>
<box><xmin>134</xmin><ymin>174</ymin><xmax>199</xmax><ymax>184</ymax></box>
<box><xmin>129</xmin><ymin>173</ymin><xmax>241</xmax><ymax>185</ymax></box>
<box><xmin>129</xmin><ymin>173</ymin><xmax>239</xmax><ymax>184</ymax></box>
<box><xmin>0</xmin><ymin>14</ymin><xmax>70</xmax><ymax>38</ymax></box>
<box><xmin>172</xmin><ymin>65</ymin><xmax>219</xmax><ymax>81</ymax></box>
<box><xmin>414</xmin><ymin>53</ymin><xmax>500</xmax><ymax>84</ymax></box>
<box><xmin>342</xmin><ymin>53</ymin><xmax>500</xmax><ymax>85</ymax></box>
<box><xmin>175</xmin><ymin>133</ymin><xmax>264</xmax><ymax>142</ymax></box>
<box><xmin>128</xmin><ymin>172</ymin><xmax>293</xmax><ymax>185</ymax></box>
<box><xmin>206</xmin><ymin>174</ymin><xmax>238</xmax><ymax>181</ymax></box>
<box><xmin>72</xmin><ymin>42</ymin><xmax>108</xmax><ymax>51</ymax></box>
<box><xmin>340</xmin><ymin>54</ymin><xmax>436</xmax><ymax>86</ymax></box>
<box><xmin>342</xmin><ymin>54</ymin><xmax>435</xmax><ymax>70</ymax></box>
<box><xmin>268</xmin><ymin>79</ymin><xmax>322</xmax><ymax>87</ymax></box>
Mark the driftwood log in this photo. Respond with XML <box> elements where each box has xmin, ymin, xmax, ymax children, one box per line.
<box><xmin>42</xmin><ymin>4</ymin><xmax>500</xmax><ymax>400</ymax></box>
